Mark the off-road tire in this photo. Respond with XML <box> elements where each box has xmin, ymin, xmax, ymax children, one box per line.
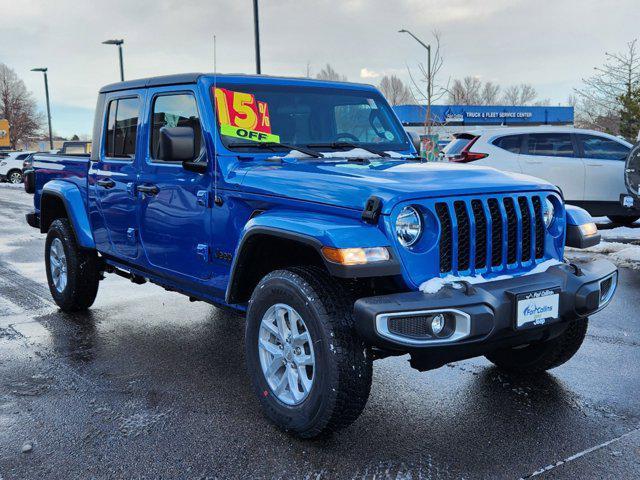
<box><xmin>45</xmin><ymin>218</ymin><xmax>100</xmax><ymax>312</ymax></box>
<box><xmin>607</xmin><ymin>215</ymin><xmax>639</xmax><ymax>226</ymax></box>
<box><xmin>485</xmin><ymin>319</ymin><xmax>588</xmax><ymax>374</ymax></box>
<box><xmin>245</xmin><ymin>266</ymin><xmax>373</xmax><ymax>439</ymax></box>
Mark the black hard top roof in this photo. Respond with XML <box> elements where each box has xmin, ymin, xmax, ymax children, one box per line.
<box><xmin>99</xmin><ymin>72</ymin><xmax>371</xmax><ymax>93</ymax></box>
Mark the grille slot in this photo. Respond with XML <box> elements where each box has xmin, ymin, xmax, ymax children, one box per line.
<box><xmin>435</xmin><ymin>203</ymin><xmax>452</xmax><ymax>273</ymax></box>
<box><xmin>471</xmin><ymin>200</ymin><xmax>487</xmax><ymax>270</ymax></box>
<box><xmin>487</xmin><ymin>199</ymin><xmax>503</xmax><ymax>267</ymax></box>
<box><xmin>433</xmin><ymin>194</ymin><xmax>548</xmax><ymax>275</ymax></box>
<box><xmin>532</xmin><ymin>196</ymin><xmax>545</xmax><ymax>258</ymax></box>
<box><xmin>503</xmin><ymin>197</ymin><xmax>518</xmax><ymax>264</ymax></box>
<box><xmin>518</xmin><ymin>197</ymin><xmax>532</xmax><ymax>262</ymax></box>
<box><xmin>454</xmin><ymin>201</ymin><xmax>471</xmax><ymax>271</ymax></box>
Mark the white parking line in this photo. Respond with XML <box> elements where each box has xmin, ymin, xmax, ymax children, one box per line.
<box><xmin>520</xmin><ymin>426</ymin><xmax>640</xmax><ymax>478</ymax></box>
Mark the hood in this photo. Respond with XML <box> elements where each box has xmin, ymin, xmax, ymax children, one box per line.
<box><xmin>240</xmin><ymin>158</ymin><xmax>558</xmax><ymax>213</ymax></box>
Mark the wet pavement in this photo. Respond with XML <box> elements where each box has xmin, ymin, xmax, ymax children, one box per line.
<box><xmin>0</xmin><ymin>184</ymin><xmax>639</xmax><ymax>479</ymax></box>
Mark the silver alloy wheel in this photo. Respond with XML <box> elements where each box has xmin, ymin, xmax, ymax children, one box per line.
<box><xmin>258</xmin><ymin>303</ymin><xmax>315</xmax><ymax>405</ymax></box>
<box><xmin>9</xmin><ymin>172</ymin><xmax>22</xmax><ymax>184</ymax></box>
<box><xmin>49</xmin><ymin>238</ymin><xmax>68</xmax><ymax>293</ymax></box>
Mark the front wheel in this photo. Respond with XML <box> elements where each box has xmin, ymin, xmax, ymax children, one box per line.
<box><xmin>7</xmin><ymin>170</ymin><xmax>23</xmax><ymax>184</ymax></box>
<box><xmin>485</xmin><ymin>319</ymin><xmax>588</xmax><ymax>374</ymax></box>
<box><xmin>245</xmin><ymin>266</ymin><xmax>373</xmax><ymax>438</ymax></box>
<box><xmin>45</xmin><ymin>218</ymin><xmax>101</xmax><ymax>312</ymax></box>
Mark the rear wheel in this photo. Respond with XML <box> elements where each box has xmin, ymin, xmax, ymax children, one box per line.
<box><xmin>7</xmin><ymin>170</ymin><xmax>23</xmax><ymax>184</ymax></box>
<box><xmin>245</xmin><ymin>266</ymin><xmax>372</xmax><ymax>438</ymax></box>
<box><xmin>45</xmin><ymin>218</ymin><xmax>100</xmax><ymax>312</ymax></box>
<box><xmin>485</xmin><ymin>319</ymin><xmax>588</xmax><ymax>374</ymax></box>
<box><xmin>607</xmin><ymin>215</ymin><xmax>639</xmax><ymax>225</ymax></box>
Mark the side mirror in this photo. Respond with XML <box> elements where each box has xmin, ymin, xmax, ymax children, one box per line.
<box><xmin>158</xmin><ymin>126</ymin><xmax>195</xmax><ymax>162</ymax></box>
<box><xmin>407</xmin><ymin>130</ymin><xmax>421</xmax><ymax>153</ymax></box>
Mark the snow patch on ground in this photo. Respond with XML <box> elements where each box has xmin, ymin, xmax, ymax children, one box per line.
<box><xmin>567</xmin><ymin>241</ymin><xmax>640</xmax><ymax>269</ymax></box>
<box><xmin>600</xmin><ymin>226</ymin><xmax>640</xmax><ymax>241</ymax></box>
<box><xmin>0</xmin><ymin>182</ymin><xmax>25</xmax><ymax>190</ymax></box>
<box><xmin>419</xmin><ymin>259</ymin><xmax>563</xmax><ymax>294</ymax></box>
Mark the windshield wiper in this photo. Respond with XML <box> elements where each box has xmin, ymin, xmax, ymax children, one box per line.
<box><xmin>306</xmin><ymin>142</ymin><xmax>391</xmax><ymax>158</ymax></box>
<box><xmin>227</xmin><ymin>141</ymin><xmax>324</xmax><ymax>158</ymax></box>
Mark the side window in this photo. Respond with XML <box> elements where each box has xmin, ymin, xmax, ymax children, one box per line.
<box><xmin>150</xmin><ymin>93</ymin><xmax>202</xmax><ymax>160</ymax></box>
<box><xmin>579</xmin><ymin>134</ymin><xmax>629</xmax><ymax>161</ymax></box>
<box><xmin>104</xmin><ymin>97</ymin><xmax>139</xmax><ymax>159</ymax></box>
<box><xmin>493</xmin><ymin>135</ymin><xmax>522</xmax><ymax>154</ymax></box>
<box><xmin>527</xmin><ymin>133</ymin><xmax>575</xmax><ymax>158</ymax></box>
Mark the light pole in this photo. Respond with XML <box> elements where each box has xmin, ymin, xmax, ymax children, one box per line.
<box><xmin>31</xmin><ymin>68</ymin><xmax>53</xmax><ymax>150</ymax></box>
<box><xmin>102</xmin><ymin>39</ymin><xmax>125</xmax><ymax>81</ymax></box>
<box><xmin>399</xmin><ymin>29</ymin><xmax>432</xmax><ymax>135</ymax></box>
<box><xmin>253</xmin><ymin>0</ymin><xmax>261</xmax><ymax>74</ymax></box>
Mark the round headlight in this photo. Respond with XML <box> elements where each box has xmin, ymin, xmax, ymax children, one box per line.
<box><xmin>396</xmin><ymin>206</ymin><xmax>422</xmax><ymax>247</ymax></box>
<box><xmin>543</xmin><ymin>198</ymin><xmax>555</xmax><ymax>228</ymax></box>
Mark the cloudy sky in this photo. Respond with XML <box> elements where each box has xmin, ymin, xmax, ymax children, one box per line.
<box><xmin>3</xmin><ymin>0</ymin><xmax>638</xmax><ymax>137</ymax></box>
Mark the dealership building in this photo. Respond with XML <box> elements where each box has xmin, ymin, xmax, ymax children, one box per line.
<box><xmin>393</xmin><ymin>104</ymin><xmax>574</xmax><ymax>145</ymax></box>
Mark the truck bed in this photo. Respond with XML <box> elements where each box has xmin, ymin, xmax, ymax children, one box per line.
<box><xmin>31</xmin><ymin>153</ymin><xmax>90</xmax><ymax>215</ymax></box>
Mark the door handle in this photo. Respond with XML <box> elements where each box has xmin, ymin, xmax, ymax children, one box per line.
<box><xmin>137</xmin><ymin>184</ymin><xmax>160</xmax><ymax>196</ymax></box>
<box><xmin>97</xmin><ymin>178</ymin><xmax>116</xmax><ymax>189</ymax></box>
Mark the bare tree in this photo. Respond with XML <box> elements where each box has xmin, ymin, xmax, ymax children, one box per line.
<box><xmin>574</xmin><ymin>39</ymin><xmax>640</xmax><ymax>137</ymax></box>
<box><xmin>501</xmin><ymin>83</ymin><xmax>538</xmax><ymax>105</ymax></box>
<box><xmin>378</xmin><ymin>75</ymin><xmax>414</xmax><ymax>105</ymax></box>
<box><xmin>406</xmin><ymin>31</ymin><xmax>448</xmax><ymax>133</ymax></box>
<box><xmin>481</xmin><ymin>81</ymin><xmax>501</xmax><ymax>105</ymax></box>
<box><xmin>448</xmin><ymin>77</ymin><xmax>482</xmax><ymax>104</ymax></box>
<box><xmin>0</xmin><ymin>64</ymin><xmax>43</xmax><ymax>149</ymax></box>
<box><xmin>316</xmin><ymin>64</ymin><xmax>347</xmax><ymax>82</ymax></box>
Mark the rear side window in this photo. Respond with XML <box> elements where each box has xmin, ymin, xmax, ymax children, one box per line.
<box><xmin>444</xmin><ymin>136</ymin><xmax>475</xmax><ymax>155</ymax></box>
<box><xmin>15</xmin><ymin>153</ymin><xmax>29</xmax><ymax>160</ymax></box>
<box><xmin>150</xmin><ymin>93</ymin><xmax>202</xmax><ymax>160</ymax></box>
<box><xmin>493</xmin><ymin>135</ymin><xmax>522</xmax><ymax>154</ymax></box>
<box><xmin>105</xmin><ymin>97</ymin><xmax>139</xmax><ymax>159</ymax></box>
<box><xmin>578</xmin><ymin>134</ymin><xmax>629</xmax><ymax>161</ymax></box>
<box><xmin>526</xmin><ymin>133</ymin><xmax>575</xmax><ymax>158</ymax></box>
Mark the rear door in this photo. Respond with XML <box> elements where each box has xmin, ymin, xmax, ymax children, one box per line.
<box><xmin>137</xmin><ymin>88</ymin><xmax>213</xmax><ymax>280</ymax></box>
<box><xmin>576</xmin><ymin>133</ymin><xmax>630</xmax><ymax>202</ymax></box>
<box><xmin>89</xmin><ymin>94</ymin><xmax>143</xmax><ymax>259</ymax></box>
<box><xmin>518</xmin><ymin>132</ymin><xmax>585</xmax><ymax>201</ymax></box>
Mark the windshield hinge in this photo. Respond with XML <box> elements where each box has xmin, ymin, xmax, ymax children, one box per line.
<box><xmin>362</xmin><ymin>196</ymin><xmax>382</xmax><ymax>224</ymax></box>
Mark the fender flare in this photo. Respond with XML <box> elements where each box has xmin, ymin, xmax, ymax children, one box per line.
<box><xmin>225</xmin><ymin>210</ymin><xmax>401</xmax><ymax>304</ymax></box>
<box><xmin>40</xmin><ymin>180</ymin><xmax>95</xmax><ymax>249</ymax></box>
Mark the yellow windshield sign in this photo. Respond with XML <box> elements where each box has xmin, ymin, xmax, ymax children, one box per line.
<box><xmin>214</xmin><ymin>87</ymin><xmax>280</xmax><ymax>143</ymax></box>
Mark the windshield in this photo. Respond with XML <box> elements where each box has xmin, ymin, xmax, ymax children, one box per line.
<box><xmin>211</xmin><ymin>83</ymin><xmax>410</xmax><ymax>154</ymax></box>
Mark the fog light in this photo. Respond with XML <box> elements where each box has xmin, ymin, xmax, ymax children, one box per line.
<box><xmin>431</xmin><ymin>314</ymin><xmax>445</xmax><ymax>335</ymax></box>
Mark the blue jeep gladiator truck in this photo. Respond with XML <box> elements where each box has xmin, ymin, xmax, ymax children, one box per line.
<box><xmin>24</xmin><ymin>73</ymin><xmax>618</xmax><ymax>438</ymax></box>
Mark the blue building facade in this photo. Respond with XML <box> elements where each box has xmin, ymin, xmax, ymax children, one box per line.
<box><xmin>393</xmin><ymin>105</ymin><xmax>574</xmax><ymax>127</ymax></box>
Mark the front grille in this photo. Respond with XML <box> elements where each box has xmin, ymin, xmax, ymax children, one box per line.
<box><xmin>436</xmin><ymin>195</ymin><xmax>546</xmax><ymax>274</ymax></box>
<box><xmin>388</xmin><ymin>315</ymin><xmax>432</xmax><ymax>339</ymax></box>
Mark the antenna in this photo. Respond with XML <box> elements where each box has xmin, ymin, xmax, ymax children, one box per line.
<box><xmin>213</xmin><ymin>34</ymin><xmax>222</xmax><ymax>207</ymax></box>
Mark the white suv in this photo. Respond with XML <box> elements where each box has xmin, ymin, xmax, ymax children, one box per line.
<box><xmin>442</xmin><ymin>127</ymin><xmax>638</xmax><ymax>224</ymax></box>
<box><xmin>0</xmin><ymin>151</ymin><xmax>35</xmax><ymax>184</ymax></box>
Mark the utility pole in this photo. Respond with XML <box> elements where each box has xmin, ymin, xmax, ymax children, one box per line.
<box><xmin>31</xmin><ymin>68</ymin><xmax>53</xmax><ymax>150</ymax></box>
<box><xmin>399</xmin><ymin>29</ymin><xmax>432</xmax><ymax>135</ymax></box>
<box><xmin>253</xmin><ymin>0</ymin><xmax>261</xmax><ymax>74</ymax></box>
<box><xmin>102</xmin><ymin>39</ymin><xmax>125</xmax><ymax>81</ymax></box>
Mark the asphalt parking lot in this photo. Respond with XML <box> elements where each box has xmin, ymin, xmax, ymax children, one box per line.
<box><xmin>0</xmin><ymin>184</ymin><xmax>639</xmax><ymax>479</ymax></box>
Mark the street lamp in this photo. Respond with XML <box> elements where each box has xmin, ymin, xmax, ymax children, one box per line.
<box><xmin>31</xmin><ymin>67</ymin><xmax>53</xmax><ymax>150</ymax></box>
<box><xmin>102</xmin><ymin>39</ymin><xmax>125</xmax><ymax>81</ymax></box>
<box><xmin>253</xmin><ymin>0</ymin><xmax>261</xmax><ymax>74</ymax></box>
<box><xmin>399</xmin><ymin>29</ymin><xmax>432</xmax><ymax>135</ymax></box>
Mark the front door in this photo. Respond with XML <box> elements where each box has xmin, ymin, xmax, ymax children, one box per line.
<box><xmin>90</xmin><ymin>94</ymin><xmax>142</xmax><ymax>259</ymax></box>
<box><xmin>577</xmin><ymin>133</ymin><xmax>631</xmax><ymax>202</ymax></box>
<box><xmin>137</xmin><ymin>89</ymin><xmax>213</xmax><ymax>280</ymax></box>
<box><xmin>518</xmin><ymin>132</ymin><xmax>585</xmax><ymax>202</ymax></box>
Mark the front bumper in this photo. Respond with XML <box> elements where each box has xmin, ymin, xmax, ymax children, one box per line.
<box><xmin>354</xmin><ymin>259</ymin><xmax>617</xmax><ymax>370</ymax></box>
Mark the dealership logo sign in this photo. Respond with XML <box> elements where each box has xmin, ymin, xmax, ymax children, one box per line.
<box><xmin>0</xmin><ymin>129</ymin><xmax>7</xmax><ymax>138</ymax></box>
